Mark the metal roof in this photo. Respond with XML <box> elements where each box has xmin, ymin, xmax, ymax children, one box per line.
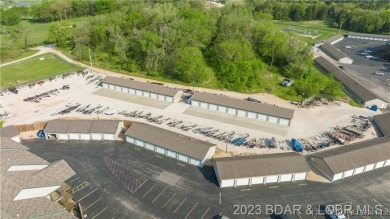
<box><xmin>348</xmin><ymin>32</ymin><xmax>390</xmax><ymax>39</ymax></box>
<box><xmin>191</xmin><ymin>92</ymin><xmax>295</xmax><ymax>119</ymax></box>
<box><xmin>214</xmin><ymin>152</ymin><xmax>310</xmax><ymax>180</ymax></box>
<box><xmin>124</xmin><ymin>122</ymin><xmax>216</xmax><ymax>160</ymax></box>
<box><xmin>0</xmin><ymin>126</ymin><xmax>19</xmax><ymax>138</ymax></box>
<box><xmin>90</xmin><ymin>120</ymin><xmax>121</xmax><ymax>134</ymax></box>
<box><xmin>44</xmin><ymin>120</ymin><xmax>71</xmax><ymax>133</ymax></box>
<box><xmin>310</xmin><ymin>136</ymin><xmax>390</xmax><ymax>174</ymax></box>
<box><xmin>324</xmin><ymin>34</ymin><xmax>344</xmax><ymax>44</ymax></box>
<box><xmin>374</xmin><ymin>113</ymin><xmax>390</xmax><ymax>137</ymax></box>
<box><xmin>320</xmin><ymin>43</ymin><xmax>350</xmax><ymax>61</ymax></box>
<box><xmin>101</xmin><ymin>76</ymin><xmax>180</xmax><ymax>97</ymax></box>
<box><xmin>66</xmin><ymin>120</ymin><xmax>93</xmax><ymax>133</ymax></box>
<box><xmin>314</xmin><ymin>56</ymin><xmax>381</xmax><ymax>102</ymax></box>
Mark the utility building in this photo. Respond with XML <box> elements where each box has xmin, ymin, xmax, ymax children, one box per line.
<box><xmin>320</xmin><ymin>43</ymin><xmax>353</xmax><ymax>64</ymax></box>
<box><xmin>190</xmin><ymin>92</ymin><xmax>295</xmax><ymax>126</ymax></box>
<box><xmin>213</xmin><ymin>153</ymin><xmax>310</xmax><ymax>187</ymax></box>
<box><xmin>101</xmin><ymin>76</ymin><xmax>182</xmax><ymax>103</ymax></box>
<box><xmin>125</xmin><ymin>122</ymin><xmax>216</xmax><ymax>167</ymax></box>
<box><xmin>347</xmin><ymin>32</ymin><xmax>390</xmax><ymax>42</ymax></box>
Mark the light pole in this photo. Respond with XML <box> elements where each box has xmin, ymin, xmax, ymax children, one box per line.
<box><xmin>192</xmin><ymin>81</ymin><xmax>195</xmax><ymax>93</ymax></box>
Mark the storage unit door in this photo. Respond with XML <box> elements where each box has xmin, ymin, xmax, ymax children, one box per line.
<box><xmin>236</xmin><ymin>178</ymin><xmax>250</xmax><ymax>186</ymax></box>
<box><xmin>333</xmin><ymin>173</ymin><xmax>343</xmax><ymax>181</ymax></box>
<box><xmin>150</xmin><ymin>93</ymin><xmax>158</xmax><ymax>99</ymax></box>
<box><xmin>227</xmin><ymin>108</ymin><xmax>236</xmax><ymax>115</ymax></box>
<box><xmin>129</xmin><ymin>89</ymin><xmax>135</xmax><ymax>94</ymax></box>
<box><xmin>108</xmin><ymin>84</ymin><xmax>115</xmax><ymax>90</ymax></box>
<box><xmin>279</xmin><ymin>118</ymin><xmax>290</xmax><ymax>126</ymax></box>
<box><xmin>158</xmin><ymin>95</ymin><xmax>166</xmax><ymax>101</ymax></box>
<box><xmin>209</xmin><ymin>104</ymin><xmax>217</xmax><ymax>111</ymax></box>
<box><xmin>191</xmin><ymin>100</ymin><xmax>199</xmax><ymax>107</ymax></box>
<box><xmin>122</xmin><ymin>87</ymin><xmax>129</xmax><ymax>93</ymax></box>
<box><xmin>237</xmin><ymin>110</ymin><xmax>246</xmax><ymax>117</ymax></box>
<box><xmin>115</xmin><ymin>85</ymin><xmax>122</xmax><ymax>91</ymax></box>
<box><xmin>167</xmin><ymin>150</ymin><xmax>177</xmax><ymax>158</ymax></box>
<box><xmin>126</xmin><ymin>136</ymin><xmax>135</xmax><ymax>144</ymax></box>
<box><xmin>354</xmin><ymin>167</ymin><xmax>364</xmax><ymax>175</ymax></box>
<box><xmin>177</xmin><ymin>154</ymin><xmax>189</xmax><ymax>163</ymax></box>
<box><xmin>135</xmin><ymin>139</ymin><xmax>144</xmax><ymax>147</ymax></box>
<box><xmin>58</xmin><ymin>134</ymin><xmax>68</xmax><ymax>140</ymax></box>
<box><xmin>279</xmin><ymin>174</ymin><xmax>293</xmax><ymax>182</ymax></box>
<box><xmin>80</xmin><ymin>134</ymin><xmax>90</xmax><ymax>140</ymax></box>
<box><xmin>135</xmin><ymin>90</ymin><xmax>143</xmax><ymax>96</ymax></box>
<box><xmin>155</xmin><ymin>146</ymin><xmax>166</xmax><ymax>155</ymax></box>
<box><xmin>189</xmin><ymin>158</ymin><xmax>201</xmax><ymax>166</ymax></box>
<box><xmin>221</xmin><ymin>179</ymin><xmax>234</xmax><ymax>188</ymax></box>
<box><xmin>257</xmin><ymin>114</ymin><xmax>267</xmax><ymax>121</ymax></box>
<box><xmin>364</xmin><ymin>164</ymin><xmax>375</xmax><ymax>172</ymax></box>
<box><xmin>102</xmin><ymin>83</ymin><xmax>109</xmax><ymax>89</ymax></box>
<box><xmin>166</xmin><ymin>96</ymin><xmax>173</xmax><ymax>102</ymax></box>
<box><xmin>68</xmin><ymin>133</ymin><xmax>79</xmax><ymax>140</ymax></box>
<box><xmin>145</xmin><ymin>143</ymin><xmax>155</xmax><ymax>151</ymax></box>
<box><xmin>91</xmin><ymin>133</ymin><xmax>103</xmax><ymax>140</ymax></box>
<box><xmin>268</xmin><ymin>116</ymin><xmax>278</xmax><ymax>123</ymax></box>
<box><xmin>218</xmin><ymin>106</ymin><xmax>226</xmax><ymax>113</ymax></box>
<box><xmin>293</xmin><ymin>173</ymin><xmax>306</xmax><ymax>181</ymax></box>
<box><xmin>265</xmin><ymin>175</ymin><xmax>278</xmax><ymax>183</ymax></box>
<box><xmin>374</xmin><ymin>161</ymin><xmax>385</xmax><ymax>169</ymax></box>
<box><xmin>251</xmin><ymin>177</ymin><xmax>264</xmax><ymax>185</ymax></box>
<box><xmin>200</xmin><ymin>102</ymin><xmax>209</xmax><ymax>109</ymax></box>
<box><xmin>385</xmin><ymin>159</ymin><xmax>390</xmax><ymax>167</ymax></box>
<box><xmin>143</xmin><ymin>91</ymin><xmax>150</xmax><ymax>98</ymax></box>
<box><xmin>343</xmin><ymin>170</ymin><xmax>354</xmax><ymax>178</ymax></box>
<box><xmin>103</xmin><ymin>134</ymin><xmax>115</xmax><ymax>140</ymax></box>
<box><xmin>247</xmin><ymin>112</ymin><xmax>256</xmax><ymax>119</ymax></box>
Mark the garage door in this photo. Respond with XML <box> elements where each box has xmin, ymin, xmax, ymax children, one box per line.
<box><xmin>221</xmin><ymin>179</ymin><xmax>234</xmax><ymax>188</ymax></box>
<box><xmin>145</xmin><ymin>143</ymin><xmax>155</xmax><ymax>151</ymax></box>
<box><xmin>333</xmin><ymin>173</ymin><xmax>343</xmax><ymax>181</ymax></box>
<box><xmin>143</xmin><ymin>91</ymin><xmax>150</xmax><ymax>98</ymax></box>
<box><xmin>102</xmin><ymin>83</ymin><xmax>109</xmax><ymax>89</ymax></box>
<box><xmin>190</xmin><ymin>158</ymin><xmax>201</xmax><ymax>166</ymax></box>
<box><xmin>91</xmin><ymin>133</ymin><xmax>103</xmax><ymax>140</ymax></box>
<box><xmin>126</xmin><ymin>136</ymin><xmax>135</xmax><ymax>144</ymax></box>
<box><xmin>258</xmin><ymin>114</ymin><xmax>267</xmax><ymax>121</ymax></box>
<box><xmin>150</xmin><ymin>93</ymin><xmax>158</xmax><ymax>99</ymax></box>
<box><xmin>251</xmin><ymin>177</ymin><xmax>264</xmax><ymax>185</ymax></box>
<box><xmin>166</xmin><ymin>97</ymin><xmax>173</xmax><ymax>102</ymax></box>
<box><xmin>279</xmin><ymin>118</ymin><xmax>290</xmax><ymax>126</ymax></box>
<box><xmin>115</xmin><ymin>85</ymin><xmax>122</xmax><ymax>91</ymax></box>
<box><xmin>218</xmin><ymin>106</ymin><xmax>226</xmax><ymax>113</ymax></box>
<box><xmin>385</xmin><ymin>159</ymin><xmax>390</xmax><ymax>167</ymax></box>
<box><xmin>167</xmin><ymin>150</ymin><xmax>177</xmax><ymax>158</ymax></box>
<box><xmin>122</xmin><ymin>87</ymin><xmax>129</xmax><ymax>93</ymax></box>
<box><xmin>135</xmin><ymin>90</ymin><xmax>143</xmax><ymax>96</ymax></box>
<box><xmin>293</xmin><ymin>173</ymin><xmax>306</xmax><ymax>181</ymax></box>
<box><xmin>354</xmin><ymin>167</ymin><xmax>364</xmax><ymax>175</ymax></box>
<box><xmin>209</xmin><ymin>104</ymin><xmax>217</xmax><ymax>111</ymax></box>
<box><xmin>265</xmin><ymin>175</ymin><xmax>278</xmax><ymax>183</ymax></box>
<box><xmin>200</xmin><ymin>102</ymin><xmax>208</xmax><ymax>109</ymax></box>
<box><xmin>158</xmin><ymin>95</ymin><xmax>166</xmax><ymax>101</ymax></box>
<box><xmin>191</xmin><ymin>100</ymin><xmax>199</xmax><ymax>107</ymax></box>
<box><xmin>155</xmin><ymin>146</ymin><xmax>165</xmax><ymax>154</ymax></box>
<box><xmin>237</xmin><ymin>110</ymin><xmax>246</xmax><ymax>117</ymax></box>
<box><xmin>177</xmin><ymin>154</ymin><xmax>188</xmax><ymax>163</ymax></box>
<box><xmin>343</xmin><ymin>170</ymin><xmax>354</xmax><ymax>178</ymax></box>
<box><xmin>279</xmin><ymin>174</ymin><xmax>293</xmax><ymax>182</ymax></box>
<box><xmin>374</xmin><ymin>161</ymin><xmax>385</xmax><ymax>169</ymax></box>
<box><xmin>58</xmin><ymin>134</ymin><xmax>68</xmax><ymax>140</ymax></box>
<box><xmin>236</xmin><ymin>178</ymin><xmax>250</xmax><ymax>186</ymax></box>
<box><xmin>227</xmin><ymin>108</ymin><xmax>236</xmax><ymax>115</ymax></box>
<box><xmin>103</xmin><ymin>134</ymin><xmax>115</xmax><ymax>140</ymax></box>
<box><xmin>247</xmin><ymin>112</ymin><xmax>256</xmax><ymax>119</ymax></box>
<box><xmin>108</xmin><ymin>84</ymin><xmax>115</xmax><ymax>90</ymax></box>
<box><xmin>80</xmin><ymin>134</ymin><xmax>90</xmax><ymax>140</ymax></box>
<box><xmin>129</xmin><ymin>89</ymin><xmax>135</xmax><ymax>94</ymax></box>
<box><xmin>135</xmin><ymin>139</ymin><xmax>144</xmax><ymax>147</ymax></box>
<box><xmin>365</xmin><ymin>164</ymin><xmax>375</xmax><ymax>172</ymax></box>
<box><xmin>68</xmin><ymin>133</ymin><xmax>79</xmax><ymax>140</ymax></box>
<box><xmin>268</xmin><ymin>116</ymin><xmax>278</xmax><ymax>123</ymax></box>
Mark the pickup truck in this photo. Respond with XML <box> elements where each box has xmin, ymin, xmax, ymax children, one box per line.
<box><xmin>282</xmin><ymin>79</ymin><xmax>294</xmax><ymax>87</ymax></box>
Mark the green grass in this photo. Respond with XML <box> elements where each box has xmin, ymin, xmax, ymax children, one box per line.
<box><xmin>348</xmin><ymin>98</ymin><xmax>363</xmax><ymax>107</ymax></box>
<box><xmin>0</xmin><ymin>49</ymin><xmax>39</xmax><ymax>64</ymax></box>
<box><xmin>0</xmin><ymin>53</ymin><xmax>79</xmax><ymax>89</ymax></box>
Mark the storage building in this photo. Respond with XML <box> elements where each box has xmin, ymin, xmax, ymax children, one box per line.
<box><xmin>320</xmin><ymin>43</ymin><xmax>353</xmax><ymax>64</ymax></box>
<box><xmin>125</xmin><ymin>122</ymin><xmax>216</xmax><ymax>167</ymax></box>
<box><xmin>347</xmin><ymin>32</ymin><xmax>390</xmax><ymax>42</ymax></box>
<box><xmin>213</xmin><ymin>153</ymin><xmax>310</xmax><ymax>188</ymax></box>
<box><xmin>0</xmin><ymin>126</ymin><xmax>21</xmax><ymax>142</ymax></box>
<box><xmin>190</xmin><ymin>92</ymin><xmax>295</xmax><ymax>126</ymax></box>
<box><xmin>314</xmin><ymin>56</ymin><xmax>388</xmax><ymax>109</ymax></box>
<box><xmin>101</xmin><ymin>76</ymin><xmax>182</xmax><ymax>103</ymax></box>
<box><xmin>373</xmin><ymin>113</ymin><xmax>390</xmax><ymax>137</ymax></box>
<box><xmin>66</xmin><ymin>120</ymin><xmax>93</xmax><ymax>140</ymax></box>
<box><xmin>315</xmin><ymin>34</ymin><xmax>344</xmax><ymax>47</ymax></box>
<box><xmin>310</xmin><ymin>136</ymin><xmax>390</xmax><ymax>182</ymax></box>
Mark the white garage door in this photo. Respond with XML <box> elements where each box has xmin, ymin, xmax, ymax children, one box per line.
<box><xmin>293</xmin><ymin>173</ymin><xmax>306</xmax><ymax>181</ymax></box>
<box><xmin>129</xmin><ymin>89</ymin><xmax>135</xmax><ymax>94</ymax></box>
<box><xmin>155</xmin><ymin>146</ymin><xmax>165</xmax><ymax>154</ymax></box>
<box><xmin>150</xmin><ymin>93</ymin><xmax>158</xmax><ymax>99</ymax></box>
<box><xmin>145</xmin><ymin>143</ymin><xmax>155</xmax><ymax>151</ymax></box>
<box><xmin>58</xmin><ymin>134</ymin><xmax>68</xmax><ymax>140</ymax></box>
<box><xmin>209</xmin><ymin>104</ymin><xmax>217</xmax><ymax>111</ymax></box>
<box><xmin>103</xmin><ymin>134</ymin><xmax>115</xmax><ymax>140</ymax></box>
<box><xmin>221</xmin><ymin>179</ymin><xmax>234</xmax><ymax>188</ymax></box>
<box><xmin>191</xmin><ymin>100</ymin><xmax>199</xmax><ymax>107</ymax></box>
<box><xmin>190</xmin><ymin>158</ymin><xmax>201</xmax><ymax>166</ymax></box>
<box><xmin>91</xmin><ymin>133</ymin><xmax>103</xmax><ymax>140</ymax></box>
<box><xmin>265</xmin><ymin>175</ymin><xmax>278</xmax><ymax>183</ymax></box>
<box><xmin>236</xmin><ymin>178</ymin><xmax>250</xmax><ymax>186</ymax></box>
<box><xmin>102</xmin><ymin>83</ymin><xmax>109</xmax><ymax>89</ymax></box>
<box><xmin>268</xmin><ymin>116</ymin><xmax>278</xmax><ymax>123</ymax></box>
<box><xmin>247</xmin><ymin>112</ymin><xmax>256</xmax><ymax>119</ymax></box>
<box><xmin>333</xmin><ymin>173</ymin><xmax>343</xmax><ymax>181</ymax></box>
<box><xmin>237</xmin><ymin>110</ymin><xmax>246</xmax><ymax>117</ymax></box>
<box><xmin>80</xmin><ymin>134</ymin><xmax>90</xmax><ymax>140</ymax></box>
<box><xmin>279</xmin><ymin>118</ymin><xmax>290</xmax><ymax>126</ymax></box>
<box><xmin>227</xmin><ymin>108</ymin><xmax>236</xmax><ymax>115</ymax></box>
<box><xmin>200</xmin><ymin>102</ymin><xmax>208</xmax><ymax>109</ymax></box>
<box><xmin>343</xmin><ymin>170</ymin><xmax>354</xmax><ymax>178</ymax></box>
<box><xmin>218</xmin><ymin>106</ymin><xmax>226</xmax><ymax>113</ymax></box>
<box><xmin>143</xmin><ymin>91</ymin><xmax>150</xmax><ymax>98</ymax></box>
<box><xmin>108</xmin><ymin>84</ymin><xmax>115</xmax><ymax>90</ymax></box>
<box><xmin>68</xmin><ymin>133</ymin><xmax>79</xmax><ymax>140</ymax></box>
<box><xmin>135</xmin><ymin>139</ymin><xmax>144</xmax><ymax>147</ymax></box>
<box><xmin>365</xmin><ymin>164</ymin><xmax>375</xmax><ymax>172</ymax></box>
<box><xmin>279</xmin><ymin>174</ymin><xmax>293</xmax><ymax>182</ymax></box>
<box><xmin>158</xmin><ymin>95</ymin><xmax>165</xmax><ymax>101</ymax></box>
<box><xmin>115</xmin><ymin>85</ymin><xmax>122</xmax><ymax>91</ymax></box>
<box><xmin>177</xmin><ymin>154</ymin><xmax>188</xmax><ymax>163</ymax></box>
<box><xmin>251</xmin><ymin>177</ymin><xmax>264</xmax><ymax>185</ymax></box>
<box><xmin>385</xmin><ymin>159</ymin><xmax>390</xmax><ymax>166</ymax></box>
<box><xmin>135</xmin><ymin>90</ymin><xmax>143</xmax><ymax>96</ymax></box>
<box><xmin>126</xmin><ymin>136</ymin><xmax>135</xmax><ymax>144</ymax></box>
<box><xmin>374</xmin><ymin>161</ymin><xmax>385</xmax><ymax>169</ymax></box>
<box><xmin>122</xmin><ymin>87</ymin><xmax>129</xmax><ymax>93</ymax></box>
<box><xmin>166</xmin><ymin>97</ymin><xmax>173</xmax><ymax>102</ymax></box>
<box><xmin>167</xmin><ymin>150</ymin><xmax>177</xmax><ymax>158</ymax></box>
<box><xmin>354</xmin><ymin>167</ymin><xmax>364</xmax><ymax>175</ymax></box>
<box><xmin>258</xmin><ymin>114</ymin><xmax>267</xmax><ymax>121</ymax></box>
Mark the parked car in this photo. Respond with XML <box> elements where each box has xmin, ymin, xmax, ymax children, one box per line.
<box><xmin>338</xmin><ymin>66</ymin><xmax>345</xmax><ymax>70</ymax></box>
<box><xmin>366</xmin><ymin>55</ymin><xmax>374</xmax><ymax>59</ymax></box>
<box><xmin>363</xmin><ymin>49</ymin><xmax>372</xmax><ymax>53</ymax></box>
<box><xmin>360</xmin><ymin>52</ymin><xmax>369</xmax><ymax>55</ymax></box>
<box><xmin>344</xmin><ymin>45</ymin><xmax>352</xmax><ymax>49</ymax></box>
<box><xmin>282</xmin><ymin>78</ymin><xmax>294</xmax><ymax>87</ymax></box>
<box><xmin>373</xmin><ymin>71</ymin><xmax>384</xmax><ymax>76</ymax></box>
<box><xmin>325</xmin><ymin>206</ymin><xmax>346</xmax><ymax>219</ymax></box>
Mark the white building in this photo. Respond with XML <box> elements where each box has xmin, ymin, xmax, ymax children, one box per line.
<box><xmin>348</xmin><ymin>32</ymin><xmax>390</xmax><ymax>42</ymax></box>
<box><xmin>213</xmin><ymin>153</ymin><xmax>310</xmax><ymax>188</ymax></box>
<box><xmin>125</xmin><ymin>122</ymin><xmax>216</xmax><ymax>167</ymax></box>
<box><xmin>320</xmin><ymin>43</ymin><xmax>353</xmax><ymax>64</ymax></box>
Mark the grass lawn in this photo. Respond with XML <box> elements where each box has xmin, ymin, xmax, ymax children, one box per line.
<box><xmin>1</xmin><ymin>53</ymin><xmax>79</xmax><ymax>89</ymax></box>
<box><xmin>0</xmin><ymin>49</ymin><xmax>39</xmax><ymax>64</ymax></box>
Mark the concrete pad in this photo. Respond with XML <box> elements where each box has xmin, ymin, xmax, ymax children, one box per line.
<box><xmin>183</xmin><ymin>107</ymin><xmax>289</xmax><ymax>136</ymax></box>
<box><xmin>92</xmin><ymin>89</ymin><xmax>171</xmax><ymax>109</ymax></box>
<box><xmin>156</xmin><ymin>171</ymin><xmax>181</xmax><ymax>186</ymax></box>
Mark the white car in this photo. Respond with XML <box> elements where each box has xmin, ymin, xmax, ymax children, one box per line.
<box><xmin>326</xmin><ymin>207</ymin><xmax>346</xmax><ymax>219</ymax></box>
<box><xmin>363</xmin><ymin>49</ymin><xmax>372</xmax><ymax>53</ymax></box>
<box><xmin>373</xmin><ymin>71</ymin><xmax>384</xmax><ymax>76</ymax></box>
<box><xmin>366</xmin><ymin>55</ymin><xmax>374</xmax><ymax>59</ymax></box>
<box><xmin>360</xmin><ymin>52</ymin><xmax>369</xmax><ymax>55</ymax></box>
<box><xmin>103</xmin><ymin>109</ymin><xmax>119</xmax><ymax>115</ymax></box>
<box><xmin>345</xmin><ymin>45</ymin><xmax>352</xmax><ymax>49</ymax></box>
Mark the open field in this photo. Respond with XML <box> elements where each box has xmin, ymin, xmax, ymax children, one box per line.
<box><xmin>0</xmin><ymin>53</ymin><xmax>79</xmax><ymax>89</ymax></box>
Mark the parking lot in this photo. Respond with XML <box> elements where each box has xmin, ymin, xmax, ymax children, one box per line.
<box><xmin>333</xmin><ymin>38</ymin><xmax>390</xmax><ymax>102</ymax></box>
<box><xmin>24</xmin><ymin>139</ymin><xmax>390</xmax><ymax>219</ymax></box>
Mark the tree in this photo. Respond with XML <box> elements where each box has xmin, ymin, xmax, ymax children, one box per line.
<box><xmin>48</xmin><ymin>22</ymin><xmax>75</xmax><ymax>47</ymax></box>
<box><xmin>1</xmin><ymin>10</ymin><xmax>21</xmax><ymax>26</ymax></box>
<box><xmin>8</xmin><ymin>23</ymin><xmax>31</xmax><ymax>49</ymax></box>
<box><xmin>50</xmin><ymin>0</ymin><xmax>73</xmax><ymax>21</ymax></box>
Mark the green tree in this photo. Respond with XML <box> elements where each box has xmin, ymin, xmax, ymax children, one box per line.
<box><xmin>1</xmin><ymin>10</ymin><xmax>21</xmax><ymax>26</ymax></box>
<box><xmin>48</xmin><ymin>22</ymin><xmax>75</xmax><ymax>47</ymax></box>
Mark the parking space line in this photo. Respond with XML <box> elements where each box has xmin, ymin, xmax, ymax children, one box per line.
<box><xmin>184</xmin><ymin>202</ymin><xmax>198</xmax><ymax>219</ymax></box>
<box><xmin>110</xmin><ymin>217</ymin><xmax>115</xmax><ymax>219</ymax></box>
<box><xmin>381</xmin><ymin>194</ymin><xmax>390</xmax><ymax>204</ymax></box>
<box><xmin>269</xmin><ymin>186</ymin><xmax>279</xmax><ymax>188</ymax></box>
<box><xmin>162</xmin><ymin>193</ymin><xmax>177</xmax><ymax>208</ymax></box>
<box><xmin>372</xmin><ymin>198</ymin><xmax>389</xmax><ymax>212</ymax></box>
<box><xmin>296</xmin><ymin>212</ymin><xmax>303</xmax><ymax>219</ymax></box>
<box><xmin>134</xmin><ymin>148</ymin><xmax>141</xmax><ymax>151</ymax></box>
<box><xmin>142</xmin><ymin>183</ymin><xmax>157</xmax><ymax>198</ymax></box>
<box><xmin>298</xmin><ymin>183</ymin><xmax>307</xmax><ymax>186</ymax></box>
<box><xmin>70</xmin><ymin>176</ymin><xmax>80</xmax><ymax>183</ymax></box>
<box><xmin>177</xmin><ymin>163</ymin><xmax>185</xmax><ymax>167</ymax></box>
<box><xmin>91</xmin><ymin>206</ymin><xmax>109</xmax><ymax>219</ymax></box>
<box><xmin>78</xmin><ymin>188</ymin><xmax>98</xmax><ymax>201</ymax></box>
<box><xmin>84</xmin><ymin>196</ymin><xmax>103</xmax><ymax>211</ymax></box>
<box><xmin>200</xmin><ymin>207</ymin><xmax>210</xmax><ymax>219</ymax></box>
<box><xmin>152</xmin><ymin>188</ymin><xmax>167</xmax><ymax>203</ymax></box>
<box><xmin>173</xmin><ymin>197</ymin><xmax>187</xmax><ymax>214</ymax></box>
<box><xmin>154</xmin><ymin>155</ymin><xmax>162</xmax><ymax>158</ymax></box>
<box><xmin>241</xmin><ymin>189</ymin><xmax>251</xmax><ymax>192</ymax></box>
